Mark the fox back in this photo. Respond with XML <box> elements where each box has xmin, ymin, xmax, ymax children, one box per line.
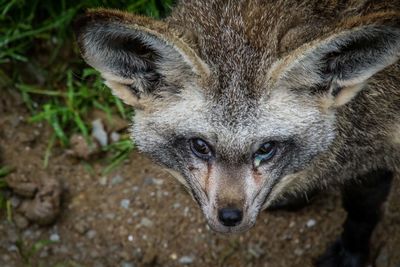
<box><xmin>74</xmin><ymin>0</ymin><xmax>400</xmax><ymax>233</ymax></box>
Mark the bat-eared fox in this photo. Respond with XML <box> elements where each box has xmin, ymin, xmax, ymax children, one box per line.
<box><xmin>74</xmin><ymin>1</ymin><xmax>400</xmax><ymax>266</ymax></box>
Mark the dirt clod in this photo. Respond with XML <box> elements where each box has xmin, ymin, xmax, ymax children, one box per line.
<box><xmin>73</xmin><ymin>219</ymin><xmax>89</xmax><ymax>235</ymax></box>
<box><xmin>13</xmin><ymin>214</ymin><xmax>29</xmax><ymax>229</ymax></box>
<box><xmin>6</xmin><ymin>174</ymin><xmax>38</xmax><ymax>198</ymax></box>
<box><xmin>18</xmin><ymin>178</ymin><xmax>61</xmax><ymax>226</ymax></box>
<box><xmin>68</xmin><ymin>134</ymin><xmax>100</xmax><ymax>160</ymax></box>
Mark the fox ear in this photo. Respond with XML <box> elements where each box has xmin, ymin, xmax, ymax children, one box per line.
<box><xmin>74</xmin><ymin>9</ymin><xmax>208</xmax><ymax>108</ymax></box>
<box><xmin>275</xmin><ymin>23</ymin><xmax>400</xmax><ymax>108</ymax></box>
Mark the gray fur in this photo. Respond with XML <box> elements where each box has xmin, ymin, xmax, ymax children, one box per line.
<box><xmin>74</xmin><ymin>1</ymin><xmax>400</xmax><ymax>234</ymax></box>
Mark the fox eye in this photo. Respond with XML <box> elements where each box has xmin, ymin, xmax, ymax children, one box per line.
<box><xmin>190</xmin><ymin>138</ymin><xmax>213</xmax><ymax>160</ymax></box>
<box><xmin>254</xmin><ymin>142</ymin><xmax>277</xmax><ymax>167</ymax></box>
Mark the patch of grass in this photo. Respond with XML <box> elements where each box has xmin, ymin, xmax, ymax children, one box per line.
<box><xmin>0</xmin><ymin>0</ymin><xmax>175</xmax><ymax>64</ymax></box>
<box><xmin>0</xmin><ymin>0</ymin><xmax>174</xmax><ymax>170</ymax></box>
<box><xmin>17</xmin><ymin>67</ymin><xmax>131</xmax><ymax>169</ymax></box>
<box><xmin>102</xmin><ymin>137</ymin><xmax>135</xmax><ymax>174</ymax></box>
<box><xmin>23</xmin><ymin>69</ymin><xmax>128</xmax><ymax>145</ymax></box>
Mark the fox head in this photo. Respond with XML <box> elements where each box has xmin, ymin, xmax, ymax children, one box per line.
<box><xmin>74</xmin><ymin>5</ymin><xmax>400</xmax><ymax>233</ymax></box>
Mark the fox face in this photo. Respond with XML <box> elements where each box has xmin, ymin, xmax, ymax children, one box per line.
<box><xmin>74</xmin><ymin>5</ymin><xmax>400</xmax><ymax>233</ymax></box>
<box><xmin>132</xmin><ymin>77</ymin><xmax>336</xmax><ymax>232</ymax></box>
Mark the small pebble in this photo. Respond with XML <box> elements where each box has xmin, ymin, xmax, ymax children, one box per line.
<box><xmin>105</xmin><ymin>213</ymin><xmax>116</xmax><ymax>220</ymax></box>
<box><xmin>50</xmin><ymin>233</ymin><xmax>60</xmax><ymax>242</ymax></box>
<box><xmin>140</xmin><ymin>218</ymin><xmax>154</xmax><ymax>228</ymax></box>
<box><xmin>111</xmin><ymin>132</ymin><xmax>121</xmax><ymax>143</ymax></box>
<box><xmin>74</xmin><ymin>220</ymin><xmax>89</xmax><ymax>234</ymax></box>
<box><xmin>107</xmin><ymin>225</ymin><xmax>115</xmax><ymax>232</ymax></box>
<box><xmin>10</xmin><ymin>196</ymin><xmax>21</xmax><ymax>208</ymax></box>
<box><xmin>248</xmin><ymin>244</ymin><xmax>264</xmax><ymax>258</ymax></box>
<box><xmin>144</xmin><ymin>177</ymin><xmax>164</xmax><ymax>186</ymax></box>
<box><xmin>173</xmin><ymin>203</ymin><xmax>181</xmax><ymax>209</ymax></box>
<box><xmin>58</xmin><ymin>245</ymin><xmax>69</xmax><ymax>254</ymax></box>
<box><xmin>99</xmin><ymin>177</ymin><xmax>107</xmax><ymax>186</ymax></box>
<box><xmin>111</xmin><ymin>175</ymin><xmax>124</xmax><ymax>186</ymax></box>
<box><xmin>2</xmin><ymin>254</ymin><xmax>11</xmax><ymax>262</ymax></box>
<box><xmin>294</xmin><ymin>248</ymin><xmax>304</xmax><ymax>256</ymax></box>
<box><xmin>179</xmin><ymin>256</ymin><xmax>194</xmax><ymax>265</ymax></box>
<box><xmin>152</xmin><ymin>178</ymin><xmax>164</xmax><ymax>186</ymax></box>
<box><xmin>90</xmin><ymin>249</ymin><xmax>100</xmax><ymax>259</ymax></box>
<box><xmin>121</xmin><ymin>262</ymin><xmax>135</xmax><ymax>267</ymax></box>
<box><xmin>92</xmin><ymin>119</ymin><xmax>108</xmax><ymax>147</ymax></box>
<box><xmin>144</xmin><ymin>177</ymin><xmax>155</xmax><ymax>185</ymax></box>
<box><xmin>132</xmin><ymin>186</ymin><xmax>140</xmax><ymax>192</ymax></box>
<box><xmin>120</xmin><ymin>199</ymin><xmax>130</xmax><ymax>209</ymax></box>
<box><xmin>306</xmin><ymin>219</ymin><xmax>316</xmax><ymax>228</ymax></box>
<box><xmin>86</xmin><ymin>230</ymin><xmax>97</xmax><ymax>239</ymax></box>
<box><xmin>22</xmin><ymin>229</ymin><xmax>33</xmax><ymax>239</ymax></box>
<box><xmin>183</xmin><ymin>207</ymin><xmax>189</xmax><ymax>216</ymax></box>
<box><xmin>8</xmin><ymin>245</ymin><xmax>18</xmax><ymax>252</ymax></box>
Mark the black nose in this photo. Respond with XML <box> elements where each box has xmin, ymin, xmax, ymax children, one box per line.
<box><xmin>218</xmin><ymin>208</ymin><xmax>243</xmax><ymax>226</ymax></box>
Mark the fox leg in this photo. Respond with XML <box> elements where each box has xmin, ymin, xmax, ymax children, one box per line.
<box><xmin>316</xmin><ymin>169</ymin><xmax>393</xmax><ymax>267</ymax></box>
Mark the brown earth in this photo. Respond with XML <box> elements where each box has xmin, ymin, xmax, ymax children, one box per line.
<box><xmin>0</xmin><ymin>88</ymin><xmax>399</xmax><ymax>267</ymax></box>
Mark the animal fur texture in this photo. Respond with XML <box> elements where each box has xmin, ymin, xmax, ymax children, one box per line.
<box><xmin>74</xmin><ymin>1</ymin><xmax>400</xmax><ymax>266</ymax></box>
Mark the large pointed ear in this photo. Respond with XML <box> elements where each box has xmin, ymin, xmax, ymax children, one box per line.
<box><xmin>74</xmin><ymin>9</ymin><xmax>209</xmax><ymax>108</ymax></box>
<box><xmin>271</xmin><ymin>22</ymin><xmax>400</xmax><ymax>108</ymax></box>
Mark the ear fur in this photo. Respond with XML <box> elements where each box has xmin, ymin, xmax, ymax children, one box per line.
<box><xmin>74</xmin><ymin>9</ymin><xmax>209</xmax><ymax>108</ymax></box>
<box><xmin>270</xmin><ymin>17</ymin><xmax>400</xmax><ymax>108</ymax></box>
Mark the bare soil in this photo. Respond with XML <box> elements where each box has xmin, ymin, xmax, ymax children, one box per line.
<box><xmin>0</xmin><ymin>89</ymin><xmax>399</xmax><ymax>267</ymax></box>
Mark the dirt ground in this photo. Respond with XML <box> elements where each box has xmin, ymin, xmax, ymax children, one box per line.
<box><xmin>0</xmin><ymin>88</ymin><xmax>400</xmax><ymax>267</ymax></box>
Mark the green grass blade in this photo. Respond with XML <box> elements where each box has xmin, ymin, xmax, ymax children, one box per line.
<box><xmin>0</xmin><ymin>166</ymin><xmax>14</xmax><ymax>178</ymax></box>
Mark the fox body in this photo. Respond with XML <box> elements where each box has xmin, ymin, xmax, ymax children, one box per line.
<box><xmin>74</xmin><ymin>1</ymin><xmax>400</xmax><ymax>266</ymax></box>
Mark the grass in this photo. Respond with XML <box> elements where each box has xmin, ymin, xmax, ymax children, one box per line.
<box><xmin>0</xmin><ymin>0</ymin><xmax>174</xmax><ymax>172</ymax></box>
<box><xmin>0</xmin><ymin>0</ymin><xmax>175</xmax><ymax>64</ymax></box>
<box><xmin>20</xmin><ymin>68</ymin><xmax>131</xmax><ymax>169</ymax></box>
